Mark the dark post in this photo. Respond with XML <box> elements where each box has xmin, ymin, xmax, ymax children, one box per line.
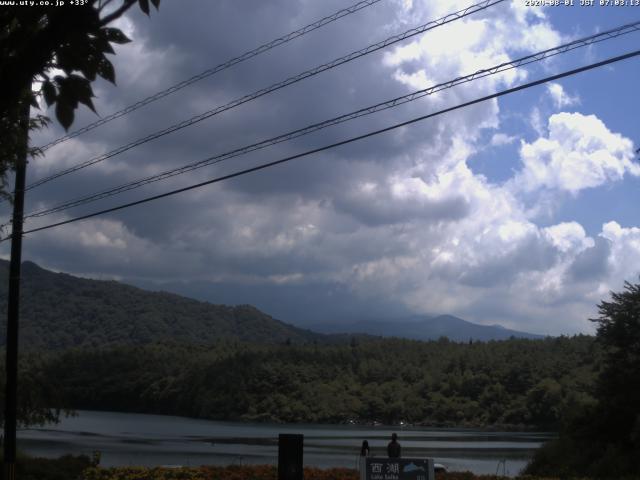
<box><xmin>3</xmin><ymin>97</ymin><xmax>30</xmax><ymax>480</ymax></box>
<box><xmin>278</xmin><ymin>433</ymin><xmax>303</xmax><ymax>480</ymax></box>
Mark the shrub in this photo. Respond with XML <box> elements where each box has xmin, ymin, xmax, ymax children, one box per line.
<box><xmin>0</xmin><ymin>454</ymin><xmax>93</xmax><ymax>480</ymax></box>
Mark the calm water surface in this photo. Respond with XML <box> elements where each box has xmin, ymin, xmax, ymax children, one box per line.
<box><xmin>17</xmin><ymin>410</ymin><xmax>552</xmax><ymax>477</ymax></box>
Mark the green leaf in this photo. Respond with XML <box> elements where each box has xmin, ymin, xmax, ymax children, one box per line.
<box><xmin>97</xmin><ymin>58</ymin><xmax>116</xmax><ymax>84</ymax></box>
<box><xmin>55</xmin><ymin>102</ymin><xmax>74</xmax><ymax>131</ymax></box>
<box><xmin>102</xmin><ymin>27</ymin><xmax>131</xmax><ymax>45</ymax></box>
<box><xmin>150</xmin><ymin>0</ymin><xmax>160</xmax><ymax>8</ymax></box>
<box><xmin>138</xmin><ymin>0</ymin><xmax>150</xmax><ymax>15</ymax></box>
<box><xmin>42</xmin><ymin>80</ymin><xmax>57</xmax><ymax>107</ymax></box>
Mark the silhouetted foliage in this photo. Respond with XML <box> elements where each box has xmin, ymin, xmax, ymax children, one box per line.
<box><xmin>525</xmin><ymin>280</ymin><xmax>640</xmax><ymax>478</ymax></box>
<box><xmin>592</xmin><ymin>281</ymin><xmax>640</xmax><ymax>445</ymax></box>
<box><xmin>0</xmin><ymin>349</ymin><xmax>68</xmax><ymax>428</ymax></box>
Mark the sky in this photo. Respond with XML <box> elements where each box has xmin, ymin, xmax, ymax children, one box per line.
<box><xmin>2</xmin><ymin>0</ymin><xmax>640</xmax><ymax>335</ymax></box>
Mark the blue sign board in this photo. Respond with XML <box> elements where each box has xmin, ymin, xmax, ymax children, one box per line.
<box><xmin>362</xmin><ymin>458</ymin><xmax>434</xmax><ymax>480</ymax></box>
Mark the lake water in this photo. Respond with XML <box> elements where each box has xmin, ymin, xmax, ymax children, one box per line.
<box><xmin>17</xmin><ymin>410</ymin><xmax>552</xmax><ymax>477</ymax></box>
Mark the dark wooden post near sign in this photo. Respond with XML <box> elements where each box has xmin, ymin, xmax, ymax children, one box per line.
<box><xmin>3</xmin><ymin>96</ymin><xmax>30</xmax><ymax>480</ymax></box>
<box><xmin>278</xmin><ymin>433</ymin><xmax>303</xmax><ymax>480</ymax></box>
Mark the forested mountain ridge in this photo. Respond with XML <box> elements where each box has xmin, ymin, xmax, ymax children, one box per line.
<box><xmin>0</xmin><ymin>260</ymin><xmax>326</xmax><ymax>349</ymax></box>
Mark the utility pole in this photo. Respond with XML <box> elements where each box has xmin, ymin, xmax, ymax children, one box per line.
<box><xmin>3</xmin><ymin>95</ymin><xmax>30</xmax><ymax>480</ymax></box>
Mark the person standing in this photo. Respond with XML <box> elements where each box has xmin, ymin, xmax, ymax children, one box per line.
<box><xmin>387</xmin><ymin>433</ymin><xmax>401</xmax><ymax>458</ymax></box>
<box><xmin>360</xmin><ymin>440</ymin><xmax>371</xmax><ymax>457</ymax></box>
<box><xmin>358</xmin><ymin>439</ymin><xmax>371</xmax><ymax>472</ymax></box>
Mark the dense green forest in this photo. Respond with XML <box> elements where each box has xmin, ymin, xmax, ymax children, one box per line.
<box><xmin>6</xmin><ymin>335</ymin><xmax>598</xmax><ymax>429</ymax></box>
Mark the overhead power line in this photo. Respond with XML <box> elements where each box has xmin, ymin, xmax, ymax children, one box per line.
<box><xmin>8</xmin><ymin>49</ymin><xmax>638</xmax><ymax>240</ymax></box>
<box><xmin>36</xmin><ymin>0</ymin><xmax>385</xmax><ymax>153</ymax></box>
<box><xmin>23</xmin><ymin>20</ymin><xmax>640</xmax><ymax>220</ymax></box>
<box><xmin>23</xmin><ymin>0</ymin><xmax>506</xmax><ymax>193</ymax></box>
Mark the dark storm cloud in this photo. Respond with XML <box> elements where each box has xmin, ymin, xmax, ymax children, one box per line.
<box><xmin>452</xmin><ymin>227</ymin><xmax>564</xmax><ymax>288</ymax></box>
<box><xmin>131</xmin><ymin>276</ymin><xmax>413</xmax><ymax>326</ymax></box>
<box><xmin>333</xmin><ymin>184</ymin><xmax>470</xmax><ymax>227</ymax></box>
<box><xmin>24</xmin><ymin>0</ymin><xmax>439</xmax><ymax>213</ymax></box>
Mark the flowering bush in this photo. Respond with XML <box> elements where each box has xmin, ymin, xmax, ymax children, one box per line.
<box><xmin>81</xmin><ymin>465</ymin><xmax>360</xmax><ymax>480</ymax></box>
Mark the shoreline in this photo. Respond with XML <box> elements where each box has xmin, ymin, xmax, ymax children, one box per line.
<box><xmin>47</xmin><ymin>408</ymin><xmax>556</xmax><ymax>434</ymax></box>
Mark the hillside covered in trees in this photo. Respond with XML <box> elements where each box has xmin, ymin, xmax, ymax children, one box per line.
<box><xmin>0</xmin><ymin>260</ymin><xmax>329</xmax><ymax>349</ymax></box>
<box><xmin>9</xmin><ymin>335</ymin><xmax>598</xmax><ymax>429</ymax></box>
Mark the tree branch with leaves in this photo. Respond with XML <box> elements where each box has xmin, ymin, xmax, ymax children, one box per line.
<box><xmin>0</xmin><ymin>0</ymin><xmax>160</xmax><ymax>200</ymax></box>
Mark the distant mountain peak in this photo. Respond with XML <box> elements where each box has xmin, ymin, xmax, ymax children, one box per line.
<box><xmin>311</xmin><ymin>313</ymin><xmax>544</xmax><ymax>341</ymax></box>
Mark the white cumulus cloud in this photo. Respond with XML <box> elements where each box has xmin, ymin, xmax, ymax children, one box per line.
<box><xmin>546</xmin><ymin>83</ymin><xmax>580</xmax><ymax>109</ymax></box>
<box><xmin>601</xmin><ymin>221</ymin><xmax>640</xmax><ymax>283</ymax></box>
<box><xmin>513</xmin><ymin>112</ymin><xmax>639</xmax><ymax>194</ymax></box>
<box><xmin>543</xmin><ymin>222</ymin><xmax>593</xmax><ymax>254</ymax></box>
